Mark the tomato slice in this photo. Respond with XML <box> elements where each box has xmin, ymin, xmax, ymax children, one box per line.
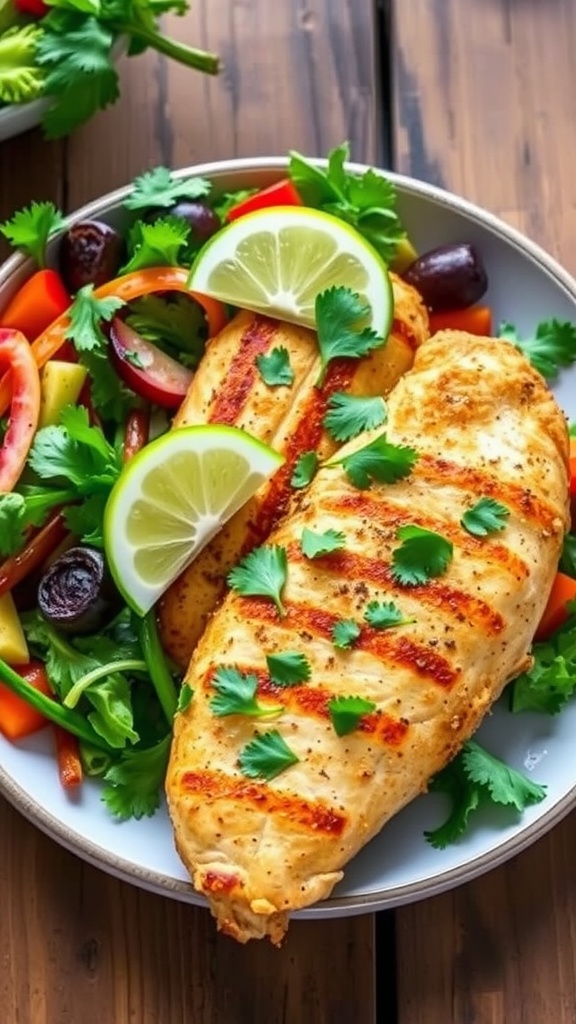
<box><xmin>108</xmin><ymin>316</ymin><xmax>194</xmax><ymax>408</ymax></box>
<box><xmin>225</xmin><ymin>179</ymin><xmax>302</xmax><ymax>221</ymax></box>
<box><xmin>0</xmin><ymin>328</ymin><xmax>41</xmax><ymax>492</ymax></box>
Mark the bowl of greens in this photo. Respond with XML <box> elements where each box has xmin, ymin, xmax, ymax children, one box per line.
<box><xmin>0</xmin><ymin>0</ymin><xmax>219</xmax><ymax>141</ymax></box>
<box><xmin>0</xmin><ymin>146</ymin><xmax>574</xmax><ymax>917</ymax></box>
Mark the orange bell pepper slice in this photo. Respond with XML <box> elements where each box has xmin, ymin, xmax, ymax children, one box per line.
<box><xmin>0</xmin><ymin>661</ymin><xmax>52</xmax><ymax>741</ymax></box>
<box><xmin>428</xmin><ymin>305</ymin><xmax>493</xmax><ymax>337</ymax></box>
<box><xmin>0</xmin><ymin>269</ymin><xmax>71</xmax><ymax>342</ymax></box>
<box><xmin>535</xmin><ymin>571</ymin><xmax>576</xmax><ymax>642</ymax></box>
<box><xmin>0</xmin><ymin>328</ymin><xmax>41</xmax><ymax>491</ymax></box>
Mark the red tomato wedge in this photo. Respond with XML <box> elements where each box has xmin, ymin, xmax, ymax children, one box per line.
<box><xmin>0</xmin><ymin>267</ymin><xmax>228</xmax><ymax>418</ymax></box>
<box><xmin>428</xmin><ymin>304</ymin><xmax>493</xmax><ymax>337</ymax></box>
<box><xmin>0</xmin><ymin>662</ymin><xmax>52</xmax><ymax>741</ymax></box>
<box><xmin>0</xmin><ymin>269</ymin><xmax>70</xmax><ymax>342</ymax></box>
<box><xmin>226</xmin><ymin>179</ymin><xmax>303</xmax><ymax>221</ymax></box>
<box><xmin>0</xmin><ymin>328</ymin><xmax>41</xmax><ymax>492</ymax></box>
<box><xmin>108</xmin><ymin>316</ymin><xmax>194</xmax><ymax>409</ymax></box>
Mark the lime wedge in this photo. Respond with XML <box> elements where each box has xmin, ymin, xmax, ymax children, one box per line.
<box><xmin>104</xmin><ymin>425</ymin><xmax>284</xmax><ymax>616</ymax></box>
<box><xmin>188</xmin><ymin>205</ymin><xmax>393</xmax><ymax>336</ymax></box>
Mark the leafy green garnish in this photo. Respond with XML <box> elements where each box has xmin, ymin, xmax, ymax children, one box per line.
<box><xmin>332</xmin><ymin>619</ymin><xmax>361</xmax><ymax>649</ymax></box>
<box><xmin>510</xmin><ymin>605</ymin><xmax>576</xmax><ymax>715</ymax></box>
<box><xmin>120</xmin><ymin>216</ymin><xmax>191</xmax><ymax>274</ymax></box>
<box><xmin>124</xmin><ymin>167</ymin><xmax>211</xmax><ymax>211</ymax></box>
<box><xmin>326</xmin><ymin>431</ymin><xmax>418</xmax><ymax>489</ymax></box>
<box><xmin>227</xmin><ymin>545</ymin><xmax>288</xmax><ymax>616</ymax></box>
<box><xmin>315</xmin><ymin>286</ymin><xmax>384</xmax><ymax>386</ymax></box>
<box><xmin>238</xmin><ymin>730</ymin><xmax>299</xmax><ymax>781</ymax></box>
<box><xmin>66</xmin><ymin>285</ymin><xmax>125</xmax><ymax>351</ymax></box>
<box><xmin>0</xmin><ymin>26</ymin><xmax>45</xmax><ymax>108</ymax></box>
<box><xmin>499</xmin><ymin>319</ymin><xmax>576</xmax><ymax>380</ymax></box>
<box><xmin>460</xmin><ymin>497</ymin><xmax>510</xmax><ymax>537</ymax></box>
<box><xmin>290</xmin><ymin>451</ymin><xmax>318</xmax><ymax>489</ymax></box>
<box><xmin>559</xmin><ymin>533</ymin><xmax>576</xmax><ymax>578</ymax></box>
<box><xmin>323</xmin><ymin>392</ymin><xmax>387</xmax><ymax>442</ymax></box>
<box><xmin>391</xmin><ymin>525</ymin><xmax>453</xmax><ymax>586</ymax></box>
<box><xmin>65</xmin><ymin>285</ymin><xmax>133</xmax><ymax>421</ymax></box>
<box><xmin>209</xmin><ymin>666</ymin><xmax>282</xmax><ymax>718</ymax></box>
<box><xmin>300</xmin><ymin>527</ymin><xmax>346</xmax><ymax>559</ymax></box>
<box><xmin>255</xmin><ymin>346</ymin><xmax>295</xmax><ymax>387</ymax></box>
<box><xmin>0</xmin><ymin>199</ymin><xmax>66</xmax><ymax>268</ymax></box>
<box><xmin>102</xmin><ymin>734</ymin><xmax>171</xmax><ymax>820</ymax></box>
<box><xmin>363</xmin><ymin>600</ymin><xmax>414</xmax><ymax>629</ymax></box>
<box><xmin>266</xmin><ymin>651</ymin><xmax>311</xmax><ymax>687</ymax></box>
<box><xmin>289</xmin><ymin>141</ymin><xmax>406</xmax><ymax>263</ymax></box>
<box><xmin>125</xmin><ymin>293</ymin><xmax>208</xmax><ymax>370</ymax></box>
<box><xmin>176</xmin><ymin>684</ymin><xmax>193</xmax><ymax>714</ymax></box>
<box><xmin>328</xmin><ymin>695</ymin><xmax>376</xmax><ymax>736</ymax></box>
<box><xmin>425</xmin><ymin>740</ymin><xmax>547</xmax><ymax>848</ymax></box>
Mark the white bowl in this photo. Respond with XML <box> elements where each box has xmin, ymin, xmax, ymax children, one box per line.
<box><xmin>0</xmin><ymin>158</ymin><xmax>575</xmax><ymax>917</ymax></box>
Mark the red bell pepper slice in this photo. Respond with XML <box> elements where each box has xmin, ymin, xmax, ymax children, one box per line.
<box><xmin>225</xmin><ymin>179</ymin><xmax>303</xmax><ymax>221</ymax></box>
<box><xmin>0</xmin><ymin>269</ymin><xmax>71</xmax><ymax>342</ymax></box>
<box><xmin>0</xmin><ymin>328</ymin><xmax>41</xmax><ymax>492</ymax></box>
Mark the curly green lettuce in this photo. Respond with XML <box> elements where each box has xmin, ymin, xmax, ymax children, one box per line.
<box><xmin>0</xmin><ymin>25</ymin><xmax>45</xmax><ymax>105</ymax></box>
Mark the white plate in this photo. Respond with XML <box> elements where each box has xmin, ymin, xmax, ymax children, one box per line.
<box><xmin>0</xmin><ymin>159</ymin><xmax>575</xmax><ymax>917</ymax></box>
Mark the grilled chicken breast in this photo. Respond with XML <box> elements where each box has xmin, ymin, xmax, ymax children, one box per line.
<box><xmin>166</xmin><ymin>332</ymin><xmax>569</xmax><ymax>945</ymax></box>
<box><xmin>158</xmin><ymin>273</ymin><xmax>429</xmax><ymax>667</ymax></box>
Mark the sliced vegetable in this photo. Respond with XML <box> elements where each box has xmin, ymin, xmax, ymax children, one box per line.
<box><xmin>428</xmin><ymin>304</ymin><xmax>493</xmax><ymax>337</ymax></box>
<box><xmin>53</xmin><ymin>725</ymin><xmax>83</xmax><ymax>788</ymax></box>
<box><xmin>123</xmin><ymin>408</ymin><xmax>150</xmax><ymax>462</ymax></box>
<box><xmin>37</xmin><ymin>546</ymin><xmax>119</xmax><ymax>635</ymax></box>
<box><xmin>0</xmin><ymin>661</ymin><xmax>52</xmax><ymax>740</ymax></box>
<box><xmin>0</xmin><ymin>512</ymin><xmax>68</xmax><ymax>599</ymax></box>
<box><xmin>0</xmin><ymin>269</ymin><xmax>70</xmax><ymax>342</ymax></box>
<box><xmin>0</xmin><ymin>328</ymin><xmax>42</xmax><ymax>492</ymax></box>
<box><xmin>108</xmin><ymin>316</ymin><xmax>193</xmax><ymax>409</ymax></box>
<box><xmin>225</xmin><ymin>179</ymin><xmax>302</xmax><ymax>221</ymax></box>
<box><xmin>39</xmin><ymin>360</ymin><xmax>88</xmax><ymax>428</ymax></box>
<box><xmin>14</xmin><ymin>0</ymin><xmax>49</xmax><ymax>18</ymax></box>
<box><xmin>535</xmin><ymin>572</ymin><xmax>576</xmax><ymax>641</ymax></box>
<box><xmin>0</xmin><ymin>591</ymin><xmax>29</xmax><ymax>663</ymax></box>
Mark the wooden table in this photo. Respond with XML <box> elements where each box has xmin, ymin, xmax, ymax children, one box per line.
<box><xmin>0</xmin><ymin>1</ymin><xmax>575</xmax><ymax>1020</ymax></box>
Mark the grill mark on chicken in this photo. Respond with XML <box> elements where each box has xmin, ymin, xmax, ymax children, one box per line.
<box><xmin>180</xmin><ymin>769</ymin><xmax>347</xmax><ymax>835</ymax></box>
<box><xmin>238</xmin><ymin>598</ymin><xmax>459</xmax><ymax>687</ymax></box>
<box><xmin>322</xmin><ymin>493</ymin><xmax>530</xmax><ymax>580</ymax></box>
<box><xmin>208</xmin><ymin>315</ymin><xmax>278</xmax><ymax>423</ymax></box>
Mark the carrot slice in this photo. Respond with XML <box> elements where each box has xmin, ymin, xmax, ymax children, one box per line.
<box><xmin>0</xmin><ymin>661</ymin><xmax>52</xmax><ymax>740</ymax></box>
<box><xmin>428</xmin><ymin>305</ymin><xmax>493</xmax><ymax>337</ymax></box>
<box><xmin>53</xmin><ymin>725</ymin><xmax>83</xmax><ymax>788</ymax></box>
<box><xmin>0</xmin><ymin>269</ymin><xmax>70</xmax><ymax>342</ymax></box>
<box><xmin>535</xmin><ymin>572</ymin><xmax>576</xmax><ymax>642</ymax></box>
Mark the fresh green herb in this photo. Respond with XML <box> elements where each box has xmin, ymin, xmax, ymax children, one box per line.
<box><xmin>102</xmin><ymin>734</ymin><xmax>171</xmax><ymax>820</ymax></box>
<box><xmin>137</xmin><ymin>611</ymin><xmax>179</xmax><ymax>723</ymax></box>
<box><xmin>209</xmin><ymin>666</ymin><xmax>282</xmax><ymax>718</ymax></box>
<box><xmin>323</xmin><ymin>392</ymin><xmax>387</xmax><ymax>442</ymax></box>
<box><xmin>559</xmin><ymin>533</ymin><xmax>576</xmax><ymax>578</ymax></box>
<box><xmin>0</xmin><ymin>26</ymin><xmax>45</xmax><ymax>107</ymax></box>
<box><xmin>0</xmin><ymin>199</ymin><xmax>66</xmax><ymax>268</ymax></box>
<box><xmin>65</xmin><ymin>285</ymin><xmax>134</xmax><ymax>421</ymax></box>
<box><xmin>301</xmin><ymin>527</ymin><xmax>346</xmax><ymax>559</ymax></box>
<box><xmin>289</xmin><ymin>141</ymin><xmax>406</xmax><ymax>263</ymax></box>
<box><xmin>328</xmin><ymin>695</ymin><xmax>376</xmax><ymax>736</ymax></box>
<box><xmin>391</xmin><ymin>524</ymin><xmax>453</xmax><ymax>586</ymax></box>
<box><xmin>364</xmin><ymin>600</ymin><xmax>414</xmax><ymax>629</ymax></box>
<box><xmin>510</xmin><ymin>605</ymin><xmax>576</xmax><ymax>715</ymax></box>
<box><xmin>211</xmin><ymin>189</ymin><xmax>255</xmax><ymax>222</ymax></box>
<box><xmin>125</xmin><ymin>293</ymin><xmax>208</xmax><ymax>370</ymax></box>
<box><xmin>255</xmin><ymin>346</ymin><xmax>295</xmax><ymax>387</ymax></box>
<box><xmin>291</xmin><ymin>450</ymin><xmax>318</xmax><ymax>489</ymax></box>
<box><xmin>326</xmin><ymin>431</ymin><xmax>418</xmax><ymax>489</ymax></box>
<box><xmin>266</xmin><ymin>651</ymin><xmax>311</xmax><ymax>687</ymax></box>
<box><xmin>332</xmin><ymin>619</ymin><xmax>361</xmax><ymax>649</ymax></box>
<box><xmin>124</xmin><ymin>167</ymin><xmax>211</xmax><ymax>211</ymax></box>
<box><xmin>120</xmin><ymin>216</ymin><xmax>191</xmax><ymax>274</ymax></box>
<box><xmin>177</xmin><ymin>684</ymin><xmax>194</xmax><ymax>714</ymax></box>
<box><xmin>66</xmin><ymin>285</ymin><xmax>125</xmax><ymax>352</ymax></box>
<box><xmin>238</xmin><ymin>730</ymin><xmax>299</xmax><ymax>781</ymax></box>
<box><xmin>460</xmin><ymin>497</ymin><xmax>510</xmax><ymax>537</ymax></box>
<box><xmin>315</xmin><ymin>286</ymin><xmax>384</xmax><ymax>387</ymax></box>
<box><xmin>499</xmin><ymin>319</ymin><xmax>576</xmax><ymax>380</ymax></box>
<box><xmin>227</xmin><ymin>545</ymin><xmax>288</xmax><ymax>616</ymax></box>
<box><xmin>425</xmin><ymin>740</ymin><xmax>547</xmax><ymax>848</ymax></box>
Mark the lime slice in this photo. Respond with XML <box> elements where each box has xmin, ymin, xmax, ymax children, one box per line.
<box><xmin>188</xmin><ymin>205</ymin><xmax>393</xmax><ymax>336</ymax></box>
<box><xmin>104</xmin><ymin>425</ymin><xmax>284</xmax><ymax>616</ymax></box>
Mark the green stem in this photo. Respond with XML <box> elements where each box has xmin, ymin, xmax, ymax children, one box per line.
<box><xmin>138</xmin><ymin>611</ymin><xmax>178</xmax><ymax>724</ymax></box>
<box><xmin>0</xmin><ymin>657</ymin><xmax>113</xmax><ymax>752</ymax></box>
<box><xmin>117</xmin><ymin>24</ymin><xmax>220</xmax><ymax>75</ymax></box>
<box><xmin>63</xmin><ymin>659</ymin><xmax>148</xmax><ymax>709</ymax></box>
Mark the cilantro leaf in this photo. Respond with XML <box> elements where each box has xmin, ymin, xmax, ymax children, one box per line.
<box><xmin>326</xmin><ymin>431</ymin><xmax>418</xmax><ymax>489</ymax></box>
<box><xmin>290</xmin><ymin>451</ymin><xmax>318</xmax><ymax>489</ymax></box>
<box><xmin>124</xmin><ymin>167</ymin><xmax>211</xmax><ymax>210</ymax></box>
<box><xmin>0</xmin><ymin>26</ymin><xmax>45</xmax><ymax>108</ymax></box>
<box><xmin>102</xmin><ymin>735</ymin><xmax>171</xmax><ymax>820</ymax></box>
<box><xmin>510</xmin><ymin>607</ymin><xmax>576</xmax><ymax>714</ymax></box>
<box><xmin>363</xmin><ymin>600</ymin><xmax>414</xmax><ymax>629</ymax></box>
<box><xmin>255</xmin><ymin>347</ymin><xmax>295</xmax><ymax>387</ymax></box>
<box><xmin>177</xmin><ymin>684</ymin><xmax>193</xmax><ymax>713</ymax></box>
<box><xmin>227</xmin><ymin>545</ymin><xmax>288</xmax><ymax>616</ymax></box>
<box><xmin>323</xmin><ymin>392</ymin><xmax>387</xmax><ymax>442</ymax></box>
<box><xmin>559</xmin><ymin>533</ymin><xmax>576</xmax><ymax>578</ymax></box>
<box><xmin>266</xmin><ymin>651</ymin><xmax>311</xmax><ymax>687</ymax></box>
<box><xmin>66</xmin><ymin>285</ymin><xmax>125</xmax><ymax>353</ymax></box>
<box><xmin>0</xmin><ymin>200</ymin><xmax>66</xmax><ymax>268</ymax></box>
<box><xmin>300</xmin><ymin>527</ymin><xmax>346</xmax><ymax>559</ymax></box>
<box><xmin>120</xmin><ymin>216</ymin><xmax>191</xmax><ymax>274</ymax></box>
<box><xmin>209</xmin><ymin>666</ymin><xmax>282</xmax><ymax>718</ymax></box>
<box><xmin>238</xmin><ymin>729</ymin><xmax>299</xmax><ymax>780</ymax></box>
<box><xmin>460</xmin><ymin>497</ymin><xmax>510</xmax><ymax>537</ymax></box>
<box><xmin>425</xmin><ymin>740</ymin><xmax>547</xmax><ymax>848</ymax></box>
<box><xmin>391</xmin><ymin>525</ymin><xmax>453</xmax><ymax>586</ymax></box>
<box><xmin>332</xmin><ymin>619</ymin><xmax>361</xmax><ymax>649</ymax></box>
<box><xmin>328</xmin><ymin>694</ymin><xmax>376</xmax><ymax>736</ymax></box>
<box><xmin>499</xmin><ymin>319</ymin><xmax>576</xmax><ymax>380</ymax></box>
<box><xmin>315</xmin><ymin>287</ymin><xmax>384</xmax><ymax>386</ymax></box>
<box><xmin>29</xmin><ymin>405</ymin><xmax>120</xmax><ymax>489</ymax></box>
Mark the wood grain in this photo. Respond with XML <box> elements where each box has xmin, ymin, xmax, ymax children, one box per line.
<box><xmin>390</xmin><ymin>1</ymin><xmax>576</xmax><ymax>1021</ymax></box>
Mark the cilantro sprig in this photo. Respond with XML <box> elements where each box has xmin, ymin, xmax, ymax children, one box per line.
<box><xmin>256</xmin><ymin>347</ymin><xmax>295</xmax><ymax>387</ymax></box>
<box><xmin>315</xmin><ymin>287</ymin><xmax>384</xmax><ymax>387</ymax></box>
<box><xmin>291</xmin><ymin>451</ymin><xmax>318</xmax><ymax>490</ymax></box>
<box><xmin>124</xmin><ymin>168</ymin><xmax>212</xmax><ymax>211</ymax></box>
<box><xmin>329</xmin><ymin>695</ymin><xmax>376</xmax><ymax>736</ymax></box>
<box><xmin>364</xmin><ymin>600</ymin><xmax>415</xmax><ymax>629</ymax></box>
<box><xmin>227</xmin><ymin>545</ymin><xmax>288</xmax><ymax>616</ymax></box>
<box><xmin>301</xmin><ymin>527</ymin><xmax>346</xmax><ymax>559</ymax></box>
<box><xmin>0</xmin><ymin>201</ymin><xmax>66</xmax><ymax>267</ymax></box>
<box><xmin>460</xmin><ymin>497</ymin><xmax>510</xmax><ymax>537</ymax></box>
<box><xmin>499</xmin><ymin>319</ymin><xmax>576</xmax><ymax>380</ymax></box>
<box><xmin>266</xmin><ymin>651</ymin><xmax>311</xmax><ymax>687</ymax></box>
<box><xmin>323</xmin><ymin>392</ymin><xmax>387</xmax><ymax>443</ymax></box>
<box><xmin>326</xmin><ymin>432</ymin><xmax>418</xmax><ymax>489</ymax></box>
<box><xmin>510</xmin><ymin>604</ymin><xmax>576</xmax><ymax>715</ymax></box>
<box><xmin>391</xmin><ymin>525</ymin><xmax>453</xmax><ymax>586</ymax></box>
<box><xmin>332</xmin><ymin>619</ymin><xmax>361</xmax><ymax>649</ymax></box>
<box><xmin>238</xmin><ymin>730</ymin><xmax>299</xmax><ymax>781</ymax></box>
<box><xmin>209</xmin><ymin>667</ymin><xmax>283</xmax><ymax>718</ymax></box>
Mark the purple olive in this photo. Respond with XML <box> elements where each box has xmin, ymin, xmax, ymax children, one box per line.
<box><xmin>59</xmin><ymin>220</ymin><xmax>126</xmax><ymax>293</ymax></box>
<box><xmin>148</xmin><ymin>200</ymin><xmax>221</xmax><ymax>244</ymax></box>
<box><xmin>403</xmin><ymin>243</ymin><xmax>488</xmax><ymax>311</ymax></box>
<box><xmin>38</xmin><ymin>546</ymin><xmax>119</xmax><ymax>635</ymax></box>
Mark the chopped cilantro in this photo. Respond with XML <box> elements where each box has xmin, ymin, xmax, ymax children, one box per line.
<box><xmin>238</xmin><ymin>730</ymin><xmax>299</xmax><ymax>781</ymax></box>
<box><xmin>499</xmin><ymin>319</ymin><xmax>576</xmax><ymax>380</ymax></box>
<box><xmin>124</xmin><ymin>167</ymin><xmax>211</xmax><ymax>211</ymax></box>
<box><xmin>209</xmin><ymin>666</ymin><xmax>282</xmax><ymax>718</ymax></box>
<box><xmin>301</xmin><ymin>527</ymin><xmax>346</xmax><ymax>559</ymax></box>
<box><xmin>323</xmin><ymin>392</ymin><xmax>387</xmax><ymax>442</ymax></box>
<box><xmin>102</xmin><ymin>735</ymin><xmax>171</xmax><ymax>821</ymax></box>
<box><xmin>291</xmin><ymin>451</ymin><xmax>318</xmax><ymax>489</ymax></box>
<box><xmin>120</xmin><ymin>216</ymin><xmax>191</xmax><ymax>274</ymax></box>
<box><xmin>328</xmin><ymin>694</ymin><xmax>376</xmax><ymax>736</ymax></box>
<box><xmin>0</xmin><ymin>200</ymin><xmax>66</xmax><ymax>267</ymax></box>
<box><xmin>326</xmin><ymin>431</ymin><xmax>418</xmax><ymax>489</ymax></box>
<box><xmin>460</xmin><ymin>497</ymin><xmax>510</xmax><ymax>537</ymax></box>
<box><xmin>266</xmin><ymin>651</ymin><xmax>311</xmax><ymax>687</ymax></box>
<box><xmin>364</xmin><ymin>600</ymin><xmax>414</xmax><ymax>629</ymax></box>
<box><xmin>227</xmin><ymin>545</ymin><xmax>288</xmax><ymax>616</ymax></box>
<box><xmin>315</xmin><ymin>286</ymin><xmax>384</xmax><ymax>386</ymax></box>
<box><xmin>255</xmin><ymin>346</ymin><xmax>295</xmax><ymax>387</ymax></box>
<box><xmin>391</xmin><ymin>525</ymin><xmax>453</xmax><ymax>586</ymax></box>
<box><xmin>66</xmin><ymin>285</ymin><xmax>125</xmax><ymax>352</ymax></box>
<box><xmin>332</xmin><ymin>619</ymin><xmax>361</xmax><ymax>649</ymax></box>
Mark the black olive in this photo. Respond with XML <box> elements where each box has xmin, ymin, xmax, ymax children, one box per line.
<box><xmin>59</xmin><ymin>220</ymin><xmax>126</xmax><ymax>294</ymax></box>
<box><xmin>403</xmin><ymin>242</ymin><xmax>488</xmax><ymax>311</ymax></box>
<box><xmin>37</xmin><ymin>546</ymin><xmax>119</xmax><ymax>635</ymax></box>
<box><xmin>146</xmin><ymin>200</ymin><xmax>220</xmax><ymax>244</ymax></box>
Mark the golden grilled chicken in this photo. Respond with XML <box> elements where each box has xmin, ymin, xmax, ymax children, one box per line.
<box><xmin>166</xmin><ymin>331</ymin><xmax>570</xmax><ymax>945</ymax></box>
<box><xmin>158</xmin><ymin>273</ymin><xmax>430</xmax><ymax>667</ymax></box>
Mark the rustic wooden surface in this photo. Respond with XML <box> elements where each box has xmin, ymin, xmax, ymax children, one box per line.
<box><xmin>391</xmin><ymin>1</ymin><xmax>576</xmax><ymax>1021</ymax></box>
<box><xmin>0</xmin><ymin>2</ymin><xmax>380</xmax><ymax>1021</ymax></box>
